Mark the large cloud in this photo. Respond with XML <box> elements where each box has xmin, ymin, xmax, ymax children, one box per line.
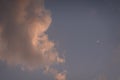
<box><xmin>0</xmin><ymin>0</ymin><xmax>65</xmax><ymax>80</ymax></box>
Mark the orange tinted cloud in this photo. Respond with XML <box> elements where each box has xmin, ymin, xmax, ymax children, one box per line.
<box><xmin>0</xmin><ymin>0</ymin><xmax>66</xmax><ymax>79</ymax></box>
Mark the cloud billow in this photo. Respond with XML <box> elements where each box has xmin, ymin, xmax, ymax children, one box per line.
<box><xmin>0</xmin><ymin>1</ymin><xmax>66</xmax><ymax>80</ymax></box>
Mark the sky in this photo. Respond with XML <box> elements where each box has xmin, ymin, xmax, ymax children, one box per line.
<box><xmin>0</xmin><ymin>0</ymin><xmax>120</xmax><ymax>80</ymax></box>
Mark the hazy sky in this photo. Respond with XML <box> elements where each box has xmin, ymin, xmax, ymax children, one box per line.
<box><xmin>0</xmin><ymin>0</ymin><xmax>120</xmax><ymax>80</ymax></box>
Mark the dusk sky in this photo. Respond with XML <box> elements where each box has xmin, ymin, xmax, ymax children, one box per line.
<box><xmin>0</xmin><ymin>0</ymin><xmax>120</xmax><ymax>80</ymax></box>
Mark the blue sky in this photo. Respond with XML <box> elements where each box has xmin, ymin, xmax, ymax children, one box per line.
<box><xmin>46</xmin><ymin>0</ymin><xmax>120</xmax><ymax>80</ymax></box>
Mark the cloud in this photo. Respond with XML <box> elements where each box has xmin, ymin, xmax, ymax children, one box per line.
<box><xmin>0</xmin><ymin>0</ymin><xmax>66</xmax><ymax>80</ymax></box>
<box><xmin>55</xmin><ymin>71</ymin><xmax>66</xmax><ymax>80</ymax></box>
<box><xmin>44</xmin><ymin>67</ymin><xmax>66</xmax><ymax>80</ymax></box>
